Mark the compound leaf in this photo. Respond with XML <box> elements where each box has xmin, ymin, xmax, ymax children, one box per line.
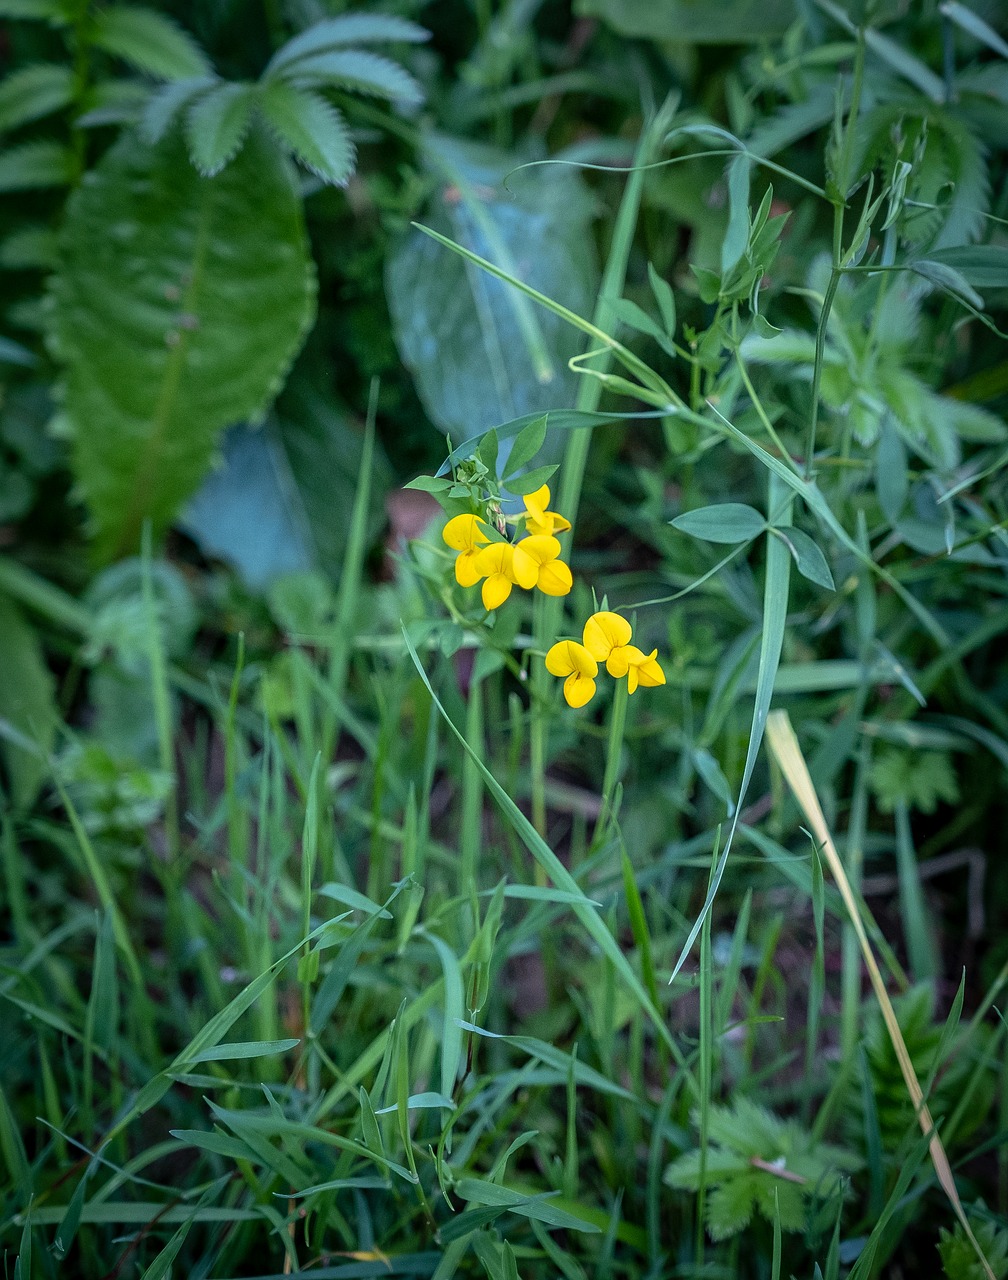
<box><xmin>259</xmin><ymin>81</ymin><xmax>355</xmax><ymax>185</ymax></box>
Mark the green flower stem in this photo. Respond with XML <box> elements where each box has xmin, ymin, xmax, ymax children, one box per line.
<box><xmin>529</xmin><ymin>96</ymin><xmax>678</xmax><ymax>836</ymax></box>
<box><xmin>592</xmin><ymin>677</ymin><xmax>629</xmax><ymax>853</ymax></box>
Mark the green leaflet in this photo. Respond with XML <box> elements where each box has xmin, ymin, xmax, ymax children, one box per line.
<box><xmin>50</xmin><ymin>125</ymin><xmax>316</xmax><ymax>561</ymax></box>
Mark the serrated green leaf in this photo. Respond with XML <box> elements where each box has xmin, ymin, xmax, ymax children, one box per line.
<box><xmin>260</xmin><ymin>81</ymin><xmax>355</xmax><ymax>185</ymax></box>
<box><xmin>91</xmin><ymin>6</ymin><xmax>212</xmax><ymax>81</ymax></box>
<box><xmin>775</xmin><ymin>527</ymin><xmax>835</xmax><ymax>590</ymax></box>
<box><xmin>50</xmin><ymin>126</ymin><xmax>316</xmax><ymax>561</ymax></box>
<box><xmin>139</xmin><ymin>77</ymin><xmax>215</xmax><ymax>143</ymax></box>
<box><xmin>0</xmin><ymin>64</ymin><xmax>73</xmax><ymax>134</ymax></box>
<box><xmin>672</xmin><ymin>502</ymin><xmax>767</xmax><ymax>543</ymax></box>
<box><xmin>266</xmin><ymin>15</ymin><xmax>429</xmax><ymax>76</ymax></box>
<box><xmin>0</xmin><ymin>141</ymin><xmax>73</xmax><ymax>192</ymax></box>
<box><xmin>281</xmin><ymin>48</ymin><xmax>423</xmax><ymax>105</ymax></box>
<box><xmin>185</xmin><ymin>82</ymin><xmax>253</xmax><ymax>176</ymax></box>
<box><xmin>0</xmin><ymin>595</ymin><xmax>58</xmax><ymax>808</ymax></box>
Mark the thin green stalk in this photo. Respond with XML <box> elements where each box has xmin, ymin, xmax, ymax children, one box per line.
<box><xmin>140</xmin><ymin>524</ymin><xmax>179</xmax><ymax>865</ymax></box>
<box><xmin>695</xmin><ymin>840</ymin><xmax>717</xmax><ymax>1269</ymax></box>
<box><xmin>460</xmin><ymin>672</ymin><xmax>484</xmax><ymax>894</ymax></box>
<box><xmin>595</xmin><ymin>679</ymin><xmax>629</xmax><ymax>850</ymax></box>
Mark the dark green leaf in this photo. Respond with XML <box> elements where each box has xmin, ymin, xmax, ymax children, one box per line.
<box><xmin>454</xmin><ymin>1177</ymin><xmax>600</xmax><ymax>1232</ymax></box>
<box><xmin>672</xmin><ymin>502</ymin><xmax>767</xmax><ymax>543</ymax></box>
<box><xmin>260</xmin><ymin>81</ymin><xmax>355</xmax><ymax>185</ymax></box>
<box><xmin>0</xmin><ymin>594</ymin><xmax>57</xmax><ymax>809</ymax></box>
<box><xmin>50</xmin><ymin>126</ymin><xmax>316</xmax><ymax>560</ymax></box>
<box><xmin>647</xmin><ymin>261</ymin><xmax>676</xmax><ymax>337</ymax></box>
<box><xmin>576</xmin><ymin>0</ymin><xmax>797</xmax><ymax>42</ymax></box>
<box><xmin>0</xmin><ymin>141</ymin><xmax>73</xmax><ymax>192</ymax></box>
<box><xmin>0</xmin><ymin>64</ymin><xmax>73</xmax><ymax>134</ymax></box>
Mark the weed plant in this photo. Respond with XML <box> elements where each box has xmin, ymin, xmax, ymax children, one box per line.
<box><xmin>1</xmin><ymin>2</ymin><xmax>1008</xmax><ymax>1278</ymax></box>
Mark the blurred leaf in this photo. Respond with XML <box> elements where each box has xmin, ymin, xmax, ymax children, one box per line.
<box><xmin>185</xmin><ymin>82</ymin><xmax>254</xmax><ymax>176</ymax></box>
<box><xmin>0</xmin><ymin>64</ymin><xmax>73</xmax><ymax>134</ymax></box>
<box><xmin>0</xmin><ymin>0</ymin><xmax>62</xmax><ymax>15</ymax></box>
<box><xmin>927</xmin><ymin>245</ymin><xmax>1008</xmax><ymax>294</ymax></box>
<box><xmin>91</xmin><ymin>7</ymin><xmax>212</xmax><ymax>81</ymax></box>
<box><xmin>50</xmin><ymin>125</ymin><xmax>316</xmax><ymax>560</ymax></box>
<box><xmin>0</xmin><ymin>593</ymin><xmax>57</xmax><ymax>808</ymax></box>
<box><xmin>265</xmin><ymin>14</ymin><xmax>429</xmax><ymax>76</ymax></box>
<box><xmin>386</xmin><ymin>133</ymin><xmax>598</xmax><ymax>443</ymax></box>
<box><xmin>280</xmin><ymin>49</ymin><xmax>423</xmax><ymax>105</ymax></box>
<box><xmin>259</xmin><ymin>81</ymin><xmax>355</xmax><ymax>185</ymax></box>
<box><xmin>576</xmin><ymin>0</ymin><xmax>797</xmax><ymax>41</ymax></box>
<box><xmin>0</xmin><ymin>141</ymin><xmax>74</xmax><ymax>192</ymax></box>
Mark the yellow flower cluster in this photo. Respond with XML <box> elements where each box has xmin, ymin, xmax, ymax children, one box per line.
<box><xmin>440</xmin><ymin>482</ymin><xmax>665</xmax><ymax>710</ymax></box>
<box><xmin>442</xmin><ymin>485</ymin><xmax>573</xmax><ymax>611</ymax></box>
<box><xmin>546</xmin><ymin>612</ymin><xmax>665</xmax><ymax>708</ymax></box>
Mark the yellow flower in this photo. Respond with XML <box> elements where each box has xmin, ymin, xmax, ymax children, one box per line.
<box><xmin>621</xmin><ymin>644</ymin><xmax>666</xmax><ymax>694</ymax></box>
<box><xmin>545</xmin><ymin>640</ymin><xmax>598</xmax><ymax>708</ymax></box>
<box><xmin>442</xmin><ymin>513</ymin><xmax>490</xmax><ymax>587</ymax></box>
<box><xmin>582</xmin><ymin>611</ymin><xmax>633</xmax><ymax>677</ymax></box>
<box><xmin>512</xmin><ymin>534</ymin><xmax>572</xmax><ymax>597</ymax></box>
<box><xmin>523</xmin><ymin>484</ymin><xmax>571</xmax><ymax>537</ymax></box>
<box><xmin>474</xmin><ymin>542</ymin><xmax>525</xmax><ymax>610</ymax></box>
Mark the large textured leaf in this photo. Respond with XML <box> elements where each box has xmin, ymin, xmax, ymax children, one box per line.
<box><xmin>0</xmin><ymin>594</ymin><xmax>58</xmax><ymax>809</ymax></box>
<box><xmin>575</xmin><ymin>0</ymin><xmax>796</xmax><ymax>42</ymax></box>
<box><xmin>50</xmin><ymin>126</ymin><xmax>316</xmax><ymax>561</ymax></box>
<box><xmin>386</xmin><ymin>134</ymin><xmax>598</xmax><ymax>442</ymax></box>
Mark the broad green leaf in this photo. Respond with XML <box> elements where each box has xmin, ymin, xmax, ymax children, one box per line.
<box><xmin>50</xmin><ymin>125</ymin><xmax>316</xmax><ymax>561</ymax></box>
<box><xmin>185</xmin><ymin>82</ymin><xmax>254</xmax><ymax>176</ymax></box>
<box><xmin>501</xmin><ymin>415</ymin><xmax>547</xmax><ymax>480</ymax></box>
<box><xmin>259</xmin><ymin>81</ymin><xmax>355</xmax><ymax>185</ymax></box>
<box><xmin>774</xmin><ymin>527</ymin><xmax>835</xmax><ymax>590</ymax></box>
<box><xmin>672</xmin><ymin>502</ymin><xmax>767</xmax><ymax>544</ymax></box>
<box><xmin>576</xmin><ymin>0</ymin><xmax>796</xmax><ymax>42</ymax></box>
<box><xmin>281</xmin><ymin>49</ymin><xmax>423</xmax><ymax>105</ymax></box>
<box><xmin>0</xmin><ymin>594</ymin><xmax>57</xmax><ymax>808</ymax></box>
<box><xmin>0</xmin><ymin>141</ymin><xmax>73</xmax><ymax>192</ymax></box>
<box><xmin>266</xmin><ymin>15</ymin><xmax>429</xmax><ymax>76</ymax></box>
<box><xmin>0</xmin><ymin>64</ymin><xmax>73</xmax><ymax>134</ymax></box>
<box><xmin>387</xmin><ymin>133</ymin><xmax>598</xmax><ymax>443</ymax></box>
<box><xmin>91</xmin><ymin>6</ymin><xmax>212</xmax><ymax>80</ymax></box>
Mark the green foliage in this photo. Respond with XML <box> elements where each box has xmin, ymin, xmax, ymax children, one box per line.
<box><xmin>665</xmin><ymin>1098</ymin><xmax>859</xmax><ymax>1240</ymax></box>
<box><xmin>49</xmin><ymin>125</ymin><xmax>316</xmax><ymax>560</ymax></box>
<box><xmin>940</xmin><ymin>1207</ymin><xmax>1008</xmax><ymax>1280</ymax></box>
<box><xmin>869</xmin><ymin>749</ymin><xmax>961</xmax><ymax>815</ymax></box>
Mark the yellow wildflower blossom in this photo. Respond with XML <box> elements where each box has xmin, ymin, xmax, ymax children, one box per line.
<box><xmin>582</xmin><ymin>611</ymin><xmax>633</xmax><ymax>676</ymax></box>
<box><xmin>621</xmin><ymin>644</ymin><xmax>666</xmax><ymax>694</ymax></box>
<box><xmin>523</xmin><ymin>484</ymin><xmax>571</xmax><ymax>537</ymax></box>
<box><xmin>545</xmin><ymin>640</ymin><xmax>598</xmax><ymax>708</ymax></box>
<box><xmin>442</xmin><ymin>513</ymin><xmax>490</xmax><ymax>587</ymax></box>
<box><xmin>474</xmin><ymin>542</ymin><xmax>527</xmax><ymax>610</ymax></box>
<box><xmin>512</xmin><ymin>534</ymin><xmax>572</xmax><ymax>597</ymax></box>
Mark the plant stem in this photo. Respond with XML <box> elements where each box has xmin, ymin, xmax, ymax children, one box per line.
<box><xmin>592</xmin><ymin>677</ymin><xmax>629</xmax><ymax>851</ymax></box>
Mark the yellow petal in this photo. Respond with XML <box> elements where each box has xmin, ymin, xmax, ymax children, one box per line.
<box><xmin>454</xmin><ymin>549</ymin><xmax>484</xmax><ymax>587</ymax></box>
<box><xmin>564</xmin><ymin>672</ymin><xmax>596</xmax><ymax>708</ymax></box>
<box><xmin>515</xmin><ymin>534</ymin><xmax>561</xmax><ymax>565</ymax></box>
<box><xmin>443</xmin><ymin>513</ymin><xmax>489</xmax><ymax>552</ymax></box>
<box><xmin>606</xmin><ymin>646</ymin><xmax>631</xmax><ymax>678</ymax></box>
<box><xmin>635</xmin><ymin>648</ymin><xmax>666</xmax><ymax>688</ymax></box>
<box><xmin>524</xmin><ymin>485</ymin><xmax>551</xmax><ymax>517</ymax></box>
<box><xmin>481</xmin><ymin>574</ymin><xmax>512</xmax><ymax>610</ymax></box>
<box><xmin>510</xmin><ymin>543</ymin><xmax>540</xmax><ymax>589</ymax></box>
<box><xmin>583</xmin><ymin>611</ymin><xmax>632</xmax><ymax>660</ymax></box>
<box><xmin>535</xmin><ymin>559</ymin><xmax>572</xmax><ymax>597</ymax></box>
<box><xmin>545</xmin><ymin>640</ymin><xmax>597</xmax><ymax>679</ymax></box>
<box><xmin>626</xmin><ymin>665</ymin><xmax>639</xmax><ymax>694</ymax></box>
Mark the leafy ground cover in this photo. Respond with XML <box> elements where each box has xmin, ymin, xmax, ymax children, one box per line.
<box><xmin>2</xmin><ymin>1</ymin><xmax>1008</xmax><ymax>1277</ymax></box>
